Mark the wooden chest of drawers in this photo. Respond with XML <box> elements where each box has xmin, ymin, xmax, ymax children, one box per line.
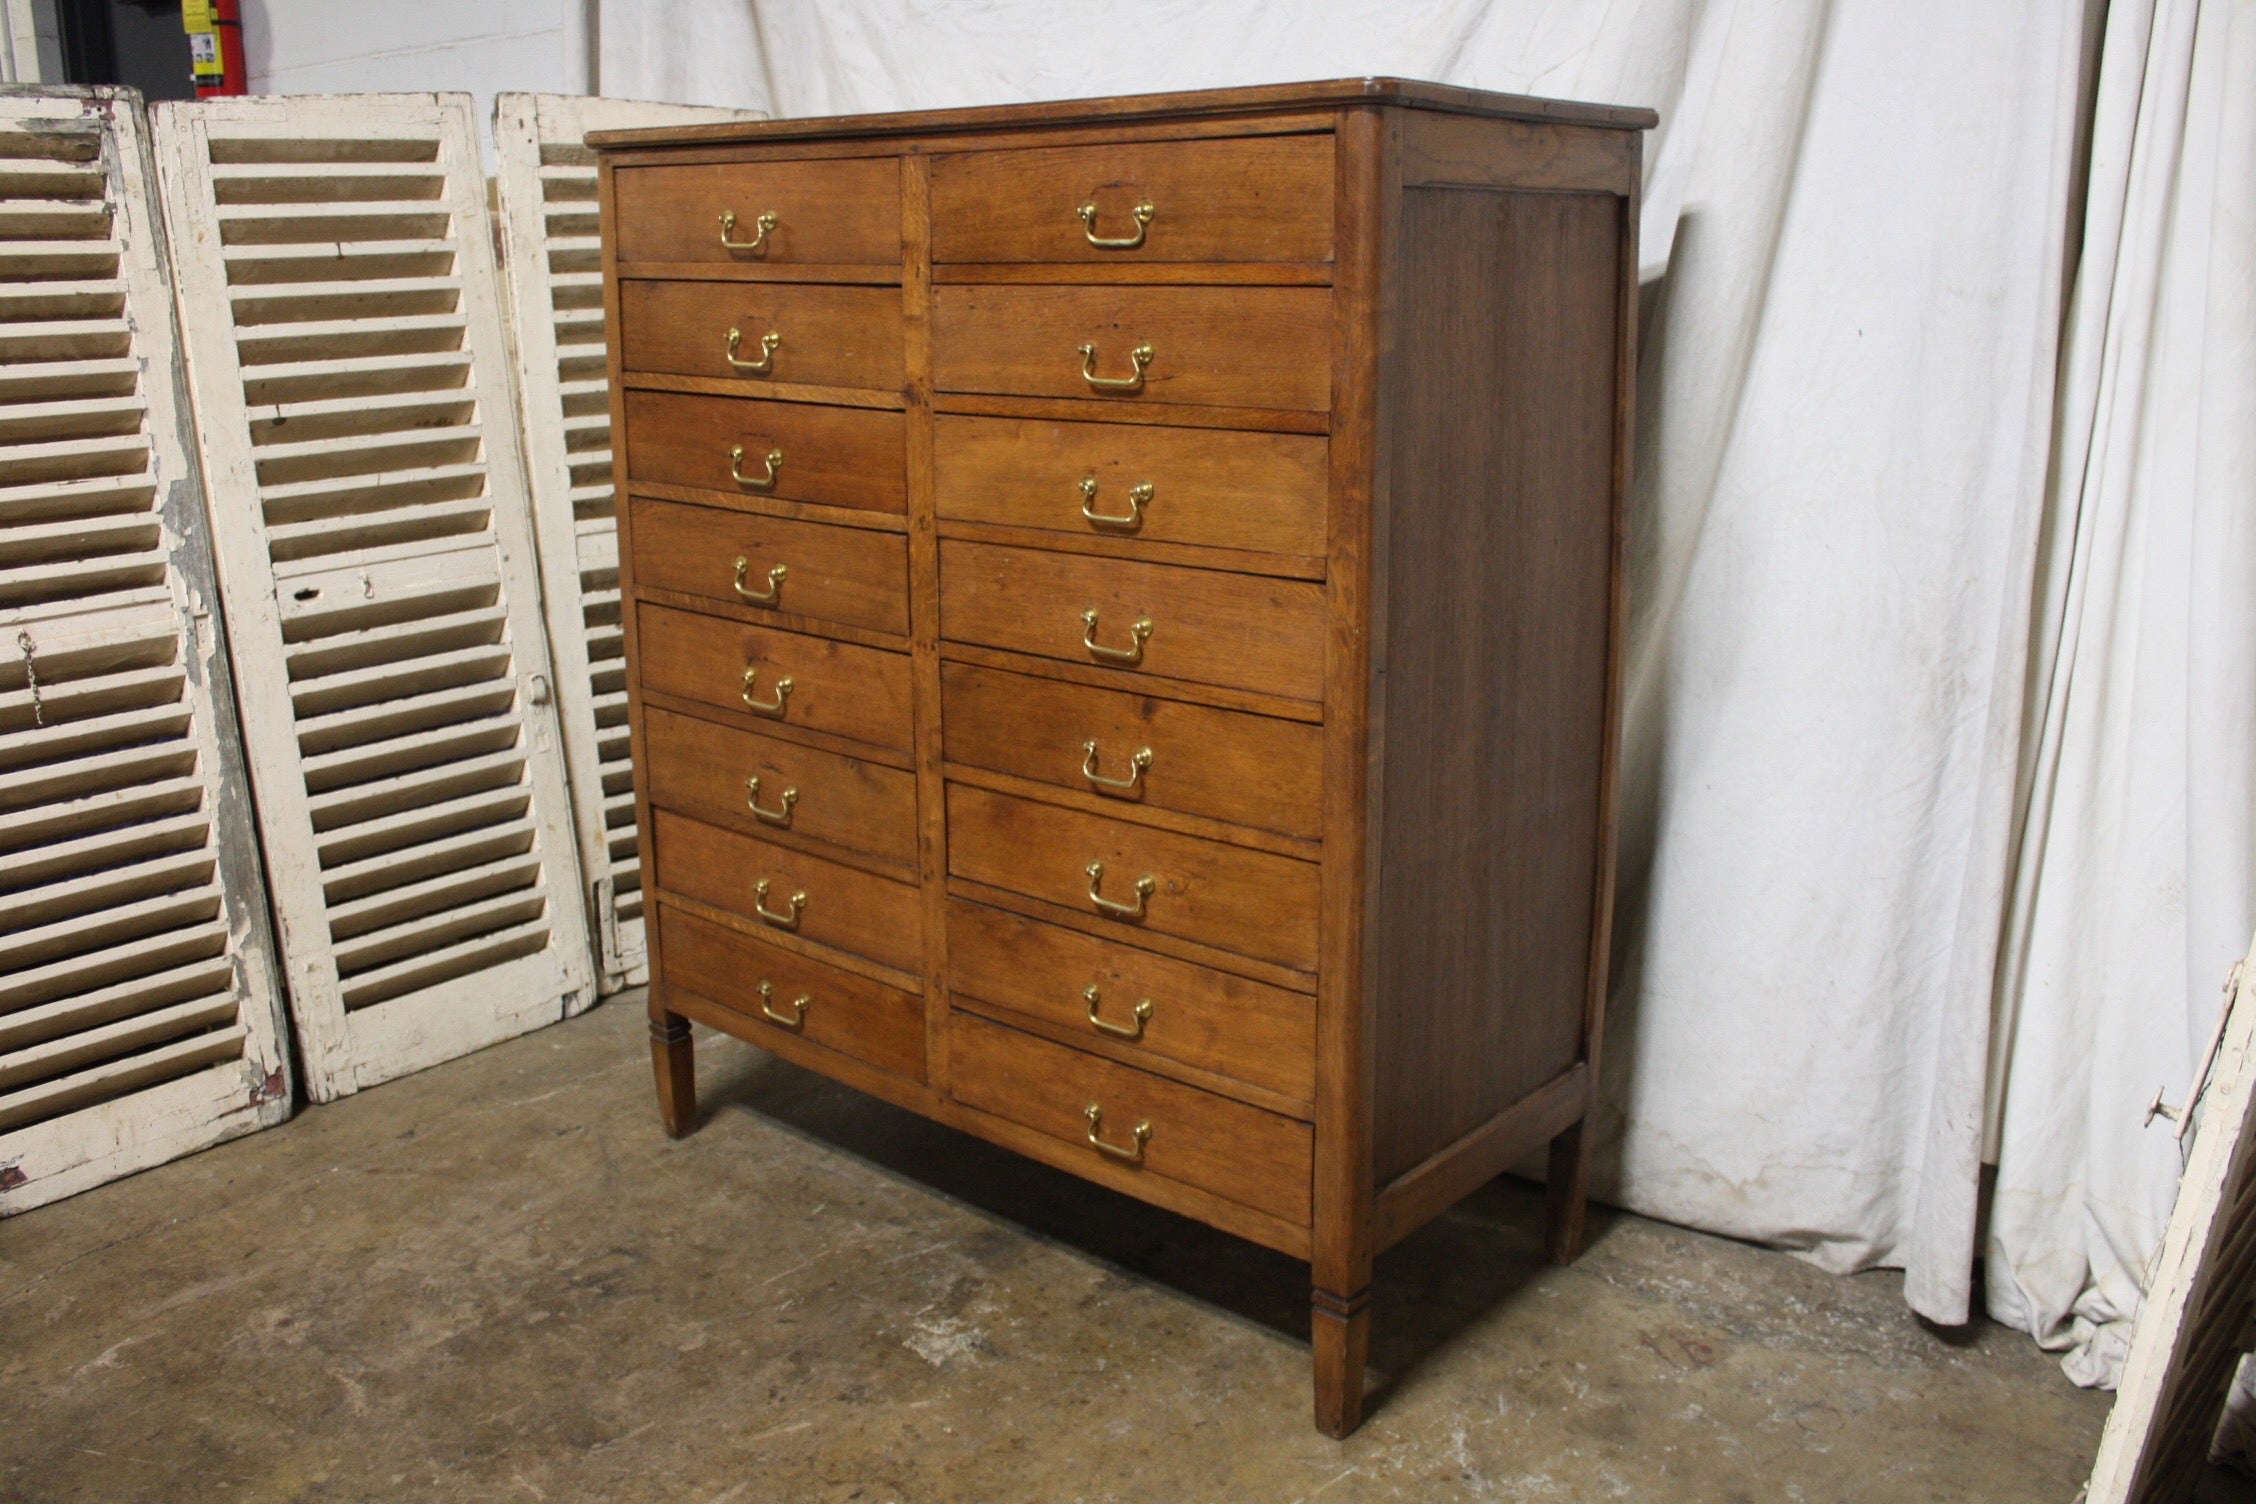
<box><xmin>594</xmin><ymin>77</ymin><xmax>1652</xmax><ymax>1436</ymax></box>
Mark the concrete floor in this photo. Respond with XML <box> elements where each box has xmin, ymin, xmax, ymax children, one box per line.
<box><xmin>4</xmin><ymin>993</ymin><xmax>2115</xmax><ymax>1503</ymax></box>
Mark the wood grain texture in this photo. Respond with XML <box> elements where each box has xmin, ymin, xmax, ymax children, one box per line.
<box><xmin>620</xmin><ymin>280</ymin><xmax>904</xmax><ymax>391</ymax></box>
<box><xmin>932</xmin><ymin>413</ymin><xmax>1327</xmax><ymax>558</ymax></box>
<box><xmin>945</xmin><ymin>783</ymin><xmax>1320</xmax><ymax>973</ymax></box>
<box><xmin>932</xmin><ymin>286</ymin><xmax>1331</xmax><ymax>411</ymax></box>
<box><xmin>585</xmin><ymin>77</ymin><xmax>1658</xmax><ymax>149</ymax></box>
<box><xmin>635</xmin><ymin>602</ymin><xmax>913</xmax><ymax>753</ymax></box>
<box><xmin>642</xmin><ymin>705</ymin><xmax>919</xmax><ymax>872</ymax></box>
<box><xmin>624</xmin><ymin>390</ymin><xmax>907</xmax><ymax>514</ymax></box>
<box><xmin>948</xmin><ymin>1009</ymin><xmax>1312</xmax><ymax>1225</ymax></box>
<box><xmin>937</xmin><ymin>539</ymin><xmax>1327</xmax><ymax>702</ymax></box>
<box><xmin>660</xmin><ymin>901</ymin><xmax>925</xmax><ymax>1081</ymax></box>
<box><xmin>612</xmin><ymin>156</ymin><xmax>903</xmax><ymax>266</ymax></box>
<box><xmin>628</xmin><ymin>497</ymin><xmax>909</xmax><ymax>636</ymax></box>
<box><xmin>948</xmin><ymin>899</ymin><xmax>1315</xmax><ymax>1108</ymax></box>
<box><xmin>653</xmin><ymin>809</ymin><xmax>921</xmax><ymax>975</ymax></box>
<box><xmin>940</xmin><ymin>661</ymin><xmax>1324</xmax><ymax>841</ymax></box>
<box><xmin>931</xmin><ymin>134</ymin><xmax>1334</xmax><ymax>264</ymax></box>
<box><xmin>1397</xmin><ymin>112</ymin><xmax>1639</xmax><ymax>193</ymax></box>
<box><xmin>1367</xmin><ymin>186</ymin><xmax>1620</xmax><ymax>1186</ymax></box>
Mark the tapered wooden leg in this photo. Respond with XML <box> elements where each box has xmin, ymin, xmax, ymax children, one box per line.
<box><xmin>650</xmin><ymin>1011</ymin><xmax>697</xmax><ymax>1138</ymax></box>
<box><xmin>1312</xmin><ymin>1285</ymin><xmax>1370</xmax><ymax>1438</ymax></box>
<box><xmin>1546</xmin><ymin>1119</ymin><xmax>1592</xmax><ymax>1263</ymax></box>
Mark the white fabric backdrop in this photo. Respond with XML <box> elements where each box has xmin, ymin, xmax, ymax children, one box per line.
<box><xmin>1988</xmin><ymin>0</ymin><xmax>2256</xmax><ymax>1385</ymax></box>
<box><xmin>598</xmin><ymin>0</ymin><xmax>2253</xmax><ymax>1378</ymax></box>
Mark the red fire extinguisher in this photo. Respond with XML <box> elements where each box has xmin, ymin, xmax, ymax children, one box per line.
<box><xmin>182</xmin><ymin>0</ymin><xmax>247</xmax><ymax>98</ymax></box>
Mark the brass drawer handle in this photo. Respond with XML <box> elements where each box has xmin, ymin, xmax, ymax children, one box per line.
<box><xmin>1082</xmin><ymin>739</ymin><xmax>1151</xmax><ymax>793</ymax></box>
<box><xmin>726</xmin><ymin>327</ymin><xmax>781</xmax><ymax>374</ymax></box>
<box><xmin>753</xmin><ymin>878</ymin><xmax>806</xmax><ymax>930</ymax></box>
<box><xmin>745</xmin><ymin>775</ymin><xmax>798</xmax><ymax>827</ymax></box>
<box><xmin>1085</xmin><ymin>859</ymin><xmax>1154</xmax><ymax>920</ymax></box>
<box><xmin>730</xmin><ymin>445</ymin><xmax>782</xmax><ymax>491</ymax></box>
<box><xmin>719</xmin><ymin>209</ymin><xmax>777</xmax><ymax>253</ymax></box>
<box><xmin>756</xmin><ymin>979</ymin><xmax>808</xmax><ymax>1028</ymax></box>
<box><xmin>1077</xmin><ymin>341</ymin><xmax>1152</xmax><ymax>392</ymax></box>
<box><xmin>1080</xmin><ymin>607</ymin><xmax>1151</xmax><ymax>665</ymax></box>
<box><xmin>1077</xmin><ymin>198</ymin><xmax>1154</xmax><ymax>250</ymax></box>
<box><xmin>1084</xmin><ymin>984</ymin><xmax>1152</xmax><ymax>1041</ymax></box>
<box><xmin>739</xmin><ymin>666</ymin><xmax>793</xmax><ymax>716</ymax></box>
<box><xmin>1079</xmin><ymin>476</ymin><xmax>1150</xmax><ymax>531</ymax></box>
<box><xmin>1084</xmin><ymin>1102</ymin><xmax>1151</xmax><ymax>1163</ymax></box>
<box><xmin>732</xmin><ymin>556</ymin><xmax>787</xmax><ymax>605</ymax></box>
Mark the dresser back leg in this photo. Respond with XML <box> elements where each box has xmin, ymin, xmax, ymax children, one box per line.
<box><xmin>649</xmin><ymin>1010</ymin><xmax>698</xmax><ymax>1138</ymax></box>
<box><xmin>1311</xmin><ymin>1285</ymin><xmax>1371</xmax><ymax>1438</ymax></box>
<box><xmin>1545</xmin><ymin>1120</ymin><xmax>1593</xmax><ymax>1262</ymax></box>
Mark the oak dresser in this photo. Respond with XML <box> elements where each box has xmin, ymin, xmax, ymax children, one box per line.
<box><xmin>592</xmin><ymin>77</ymin><xmax>1653</xmax><ymax>1436</ymax></box>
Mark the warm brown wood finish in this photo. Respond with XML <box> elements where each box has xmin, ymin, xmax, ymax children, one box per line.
<box><xmin>601</xmin><ymin>78</ymin><xmax>1648</xmax><ymax>1439</ymax></box>
<box><xmin>624</xmin><ymin>391</ymin><xmax>908</xmax><ymax>514</ymax></box>
<box><xmin>629</xmin><ymin>498</ymin><xmax>909</xmax><ymax>636</ymax></box>
<box><xmin>612</xmin><ymin>157</ymin><xmax>904</xmax><ymax>267</ymax></box>
<box><xmin>653</xmin><ymin>809</ymin><xmax>922</xmax><ymax>976</ymax></box>
<box><xmin>949</xmin><ymin>1010</ymin><xmax>1312</xmax><ymax>1225</ymax></box>
<box><xmin>945</xmin><ymin>783</ymin><xmax>1320</xmax><ymax>973</ymax></box>
<box><xmin>635</xmin><ymin>602</ymin><xmax>913</xmax><ymax>753</ymax></box>
<box><xmin>661</xmin><ymin>903</ymin><xmax>926</xmax><ymax>1082</ymax></box>
<box><xmin>938</xmin><ymin>539</ymin><xmax>1327</xmax><ymax>702</ymax></box>
<box><xmin>619</xmin><ymin>280</ymin><xmax>904</xmax><ymax>390</ymax></box>
<box><xmin>932</xmin><ymin>286</ymin><xmax>1331</xmax><ymax>411</ymax></box>
<box><xmin>642</xmin><ymin>706</ymin><xmax>919</xmax><ymax>871</ymax></box>
<box><xmin>930</xmin><ymin>135</ymin><xmax>1335</xmax><ymax>265</ymax></box>
<box><xmin>940</xmin><ymin>661</ymin><xmax>1324</xmax><ymax>840</ymax></box>
<box><xmin>949</xmin><ymin>900</ymin><xmax>1315</xmax><ymax>1107</ymax></box>
<box><xmin>933</xmin><ymin>414</ymin><xmax>1327</xmax><ymax>558</ymax></box>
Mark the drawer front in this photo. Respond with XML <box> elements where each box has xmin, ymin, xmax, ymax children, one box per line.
<box><xmin>620</xmin><ymin>280</ymin><xmax>904</xmax><ymax>391</ymax></box>
<box><xmin>946</xmin><ymin>784</ymin><xmax>1319</xmax><ymax>973</ymax></box>
<box><xmin>949</xmin><ymin>1010</ymin><xmax>1311</xmax><ymax>1225</ymax></box>
<box><xmin>643</xmin><ymin>706</ymin><xmax>918</xmax><ymax>870</ymax></box>
<box><xmin>948</xmin><ymin>900</ymin><xmax>1313</xmax><ymax>1107</ymax></box>
<box><xmin>932</xmin><ymin>415</ymin><xmax>1326</xmax><ymax>558</ymax></box>
<box><xmin>940</xmin><ymin>662</ymin><xmax>1322</xmax><ymax>840</ymax></box>
<box><xmin>625</xmin><ymin>390</ymin><xmax>907</xmax><ymax>515</ymax></box>
<box><xmin>938</xmin><ymin>539</ymin><xmax>1326</xmax><ymax>703</ymax></box>
<box><xmin>931</xmin><ymin>286</ymin><xmax>1330</xmax><ymax>411</ymax></box>
<box><xmin>635</xmin><ymin>602</ymin><xmax>913</xmax><ymax>753</ymax></box>
<box><xmin>630</xmin><ymin>498</ymin><xmax>908</xmax><ymax>636</ymax></box>
<box><xmin>654</xmin><ymin>809</ymin><xmax>921</xmax><ymax>975</ymax></box>
<box><xmin>662</xmin><ymin>904</ymin><xmax>925</xmax><ymax>1082</ymax></box>
<box><xmin>930</xmin><ymin>135</ymin><xmax>1333</xmax><ymax>265</ymax></box>
<box><xmin>612</xmin><ymin>157</ymin><xmax>902</xmax><ymax>267</ymax></box>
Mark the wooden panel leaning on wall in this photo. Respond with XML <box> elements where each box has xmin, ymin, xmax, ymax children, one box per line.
<box><xmin>593</xmin><ymin>77</ymin><xmax>1653</xmax><ymax>1438</ymax></box>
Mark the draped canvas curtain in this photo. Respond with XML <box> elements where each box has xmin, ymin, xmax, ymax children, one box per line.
<box><xmin>597</xmin><ymin>0</ymin><xmax>2256</xmax><ymax>1382</ymax></box>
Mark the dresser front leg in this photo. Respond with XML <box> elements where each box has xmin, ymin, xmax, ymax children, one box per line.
<box><xmin>1546</xmin><ymin>1118</ymin><xmax>1592</xmax><ymax>1263</ymax></box>
<box><xmin>1311</xmin><ymin>1285</ymin><xmax>1370</xmax><ymax>1438</ymax></box>
<box><xmin>649</xmin><ymin>1010</ymin><xmax>698</xmax><ymax>1138</ymax></box>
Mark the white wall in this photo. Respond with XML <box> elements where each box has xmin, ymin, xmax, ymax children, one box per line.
<box><xmin>1</xmin><ymin>0</ymin><xmax>63</xmax><ymax>84</ymax></box>
<box><xmin>242</xmin><ymin>0</ymin><xmax>593</xmax><ymax>133</ymax></box>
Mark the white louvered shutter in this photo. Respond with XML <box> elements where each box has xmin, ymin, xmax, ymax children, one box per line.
<box><xmin>151</xmin><ymin>94</ymin><xmax>594</xmax><ymax>1101</ymax></box>
<box><xmin>0</xmin><ymin>87</ymin><xmax>291</xmax><ymax>1212</ymax></box>
<box><xmin>491</xmin><ymin>93</ymin><xmax>763</xmax><ymax>995</ymax></box>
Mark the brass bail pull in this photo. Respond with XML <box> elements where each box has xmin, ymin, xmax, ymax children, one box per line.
<box><xmin>719</xmin><ymin>209</ymin><xmax>778</xmax><ymax>252</ymax></box>
<box><xmin>753</xmin><ymin>879</ymin><xmax>807</xmax><ymax>930</ymax></box>
<box><xmin>726</xmin><ymin>327</ymin><xmax>781</xmax><ymax>374</ymax></box>
<box><xmin>1084</xmin><ymin>984</ymin><xmax>1152</xmax><ymax>1040</ymax></box>
<box><xmin>1081</xmin><ymin>740</ymin><xmax>1152</xmax><ymax>793</ymax></box>
<box><xmin>1076</xmin><ymin>198</ymin><xmax>1154</xmax><ymax>250</ymax></box>
<box><xmin>1079</xmin><ymin>476</ymin><xmax>1151</xmax><ymax>531</ymax></box>
<box><xmin>732</xmin><ymin>556</ymin><xmax>786</xmax><ymax>605</ymax></box>
<box><xmin>1077</xmin><ymin>341</ymin><xmax>1153</xmax><ymax>392</ymax></box>
<box><xmin>756</xmin><ymin>980</ymin><xmax>808</xmax><ymax>1028</ymax></box>
<box><xmin>1080</xmin><ymin>608</ymin><xmax>1152</xmax><ymax>665</ymax></box>
<box><xmin>730</xmin><ymin>445</ymin><xmax>783</xmax><ymax>491</ymax></box>
<box><xmin>739</xmin><ymin>666</ymin><xmax>794</xmax><ymax>716</ymax></box>
<box><xmin>1084</xmin><ymin>1103</ymin><xmax>1151</xmax><ymax>1163</ymax></box>
<box><xmin>1085</xmin><ymin>860</ymin><xmax>1155</xmax><ymax>920</ymax></box>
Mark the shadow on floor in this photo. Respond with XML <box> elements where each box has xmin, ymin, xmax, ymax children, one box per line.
<box><xmin>696</xmin><ymin>1037</ymin><xmax>1599</xmax><ymax>1395</ymax></box>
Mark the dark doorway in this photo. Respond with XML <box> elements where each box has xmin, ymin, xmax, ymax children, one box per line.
<box><xmin>56</xmin><ymin>0</ymin><xmax>196</xmax><ymax>101</ymax></box>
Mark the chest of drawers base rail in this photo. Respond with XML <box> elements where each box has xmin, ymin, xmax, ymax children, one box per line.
<box><xmin>596</xmin><ymin>76</ymin><xmax>1652</xmax><ymax>1438</ymax></box>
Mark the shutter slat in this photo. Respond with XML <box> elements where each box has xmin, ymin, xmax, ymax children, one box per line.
<box><xmin>154</xmin><ymin>92</ymin><xmax>593</xmax><ymax>1101</ymax></box>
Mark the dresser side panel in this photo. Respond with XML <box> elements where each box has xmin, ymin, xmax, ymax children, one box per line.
<box><xmin>1369</xmin><ymin>181</ymin><xmax>1623</xmax><ymax>1186</ymax></box>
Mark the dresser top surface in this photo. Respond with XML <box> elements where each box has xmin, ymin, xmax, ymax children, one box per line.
<box><xmin>586</xmin><ymin>76</ymin><xmax>1658</xmax><ymax>151</ymax></box>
